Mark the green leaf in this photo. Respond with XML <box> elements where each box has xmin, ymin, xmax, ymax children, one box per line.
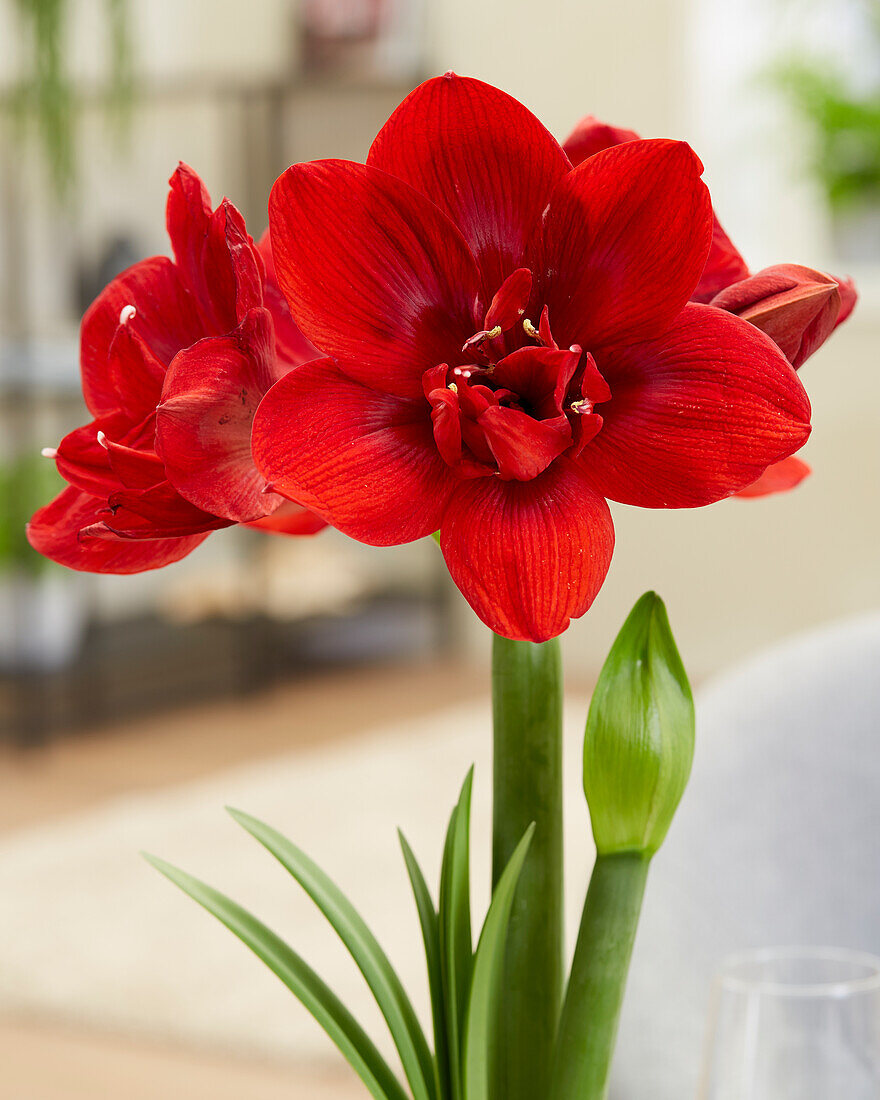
<box><xmin>142</xmin><ymin>854</ymin><xmax>407</xmax><ymax>1100</ymax></box>
<box><xmin>399</xmin><ymin>830</ymin><xmax>451</xmax><ymax>1100</ymax></box>
<box><xmin>583</xmin><ymin>591</ymin><xmax>695</xmax><ymax>857</ymax></box>
<box><xmin>463</xmin><ymin>824</ymin><xmax>535</xmax><ymax>1100</ymax></box>
<box><xmin>228</xmin><ymin>808</ymin><xmax>435</xmax><ymax>1100</ymax></box>
<box><xmin>438</xmin><ymin>769</ymin><xmax>474</xmax><ymax>1100</ymax></box>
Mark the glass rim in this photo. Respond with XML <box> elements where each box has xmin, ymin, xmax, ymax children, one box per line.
<box><xmin>716</xmin><ymin>946</ymin><xmax>880</xmax><ymax>998</ymax></box>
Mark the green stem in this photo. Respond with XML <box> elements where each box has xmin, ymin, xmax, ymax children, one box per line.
<box><xmin>491</xmin><ymin>634</ymin><xmax>564</xmax><ymax>1100</ymax></box>
<box><xmin>550</xmin><ymin>852</ymin><xmax>650</xmax><ymax>1100</ymax></box>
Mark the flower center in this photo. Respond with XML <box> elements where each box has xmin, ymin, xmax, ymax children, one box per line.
<box><xmin>423</xmin><ymin>269</ymin><xmax>611</xmax><ymax>481</ymax></box>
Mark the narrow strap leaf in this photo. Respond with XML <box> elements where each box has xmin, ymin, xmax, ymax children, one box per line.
<box><xmin>143</xmin><ymin>854</ymin><xmax>408</xmax><ymax>1100</ymax></box>
<box><xmin>228</xmin><ymin>808</ymin><xmax>435</xmax><ymax>1100</ymax></box>
<box><xmin>399</xmin><ymin>829</ymin><xmax>451</xmax><ymax>1100</ymax></box>
<box><xmin>463</xmin><ymin>824</ymin><xmax>536</xmax><ymax>1100</ymax></box>
<box><xmin>438</xmin><ymin>769</ymin><xmax>474</xmax><ymax>1100</ymax></box>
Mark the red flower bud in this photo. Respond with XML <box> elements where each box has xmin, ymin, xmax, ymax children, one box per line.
<box><xmin>711</xmin><ymin>264</ymin><xmax>844</xmax><ymax>370</ymax></box>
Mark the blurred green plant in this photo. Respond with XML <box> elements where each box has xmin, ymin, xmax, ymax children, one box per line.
<box><xmin>11</xmin><ymin>0</ymin><xmax>133</xmax><ymax>199</ymax></box>
<box><xmin>0</xmin><ymin>452</ymin><xmax>62</xmax><ymax>576</ymax></box>
<box><xmin>768</xmin><ymin>5</ymin><xmax>880</xmax><ymax>215</ymax></box>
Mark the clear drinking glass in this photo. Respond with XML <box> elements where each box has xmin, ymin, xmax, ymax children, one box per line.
<box><xmin>698</xmin><ymin>946</ymin><xmax>880</xmax><ymax>1100</ymax></box>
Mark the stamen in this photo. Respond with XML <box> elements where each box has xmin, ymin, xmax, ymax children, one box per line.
<box><xmin>96</xmin><ymin>431</ymin><xmax>109</xmax><ymax>449</ymax></box>
<box><xmin>570</xmin><ymin>399</ymin><xmax>592</xmax><ymax>413</ymax></box>
<box><xmin>40</xmin><ymin>447</ymin><xmax>58</xmax><ymax>459</ymax></box>
<box><xmin>448</xmin><ymin>382</ymin><xmax>458</xmax><ymax>393</ymax></box>
<box><xmin>119</xmin><ymin>305</ymin><xmax>137</xmax><ymax>325</ymax></box>
<box><xmin>523</xmin><ymin>318</ymin><xmax>543</xmax><ymax>342</ymax></box>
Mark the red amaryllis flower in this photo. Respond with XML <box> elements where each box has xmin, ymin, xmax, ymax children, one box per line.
<box><xmin>254</xmin><ymin>74</ymin><xmax>811</xmax><ymax>642</ymax></box>
<box><xmin>28</xmin><ymin>165</ymin><xmax>324</xmax><ymax>573</ymax></box>
<box><xmin>562</xmin><ymin>113</ymin><xmax>856</xmax><ymax>498</ymax></box>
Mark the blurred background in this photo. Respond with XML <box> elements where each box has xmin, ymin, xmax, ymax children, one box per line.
<box><xmin>0</xmin><ymin>1</ymin><xmax>877</xmax><ymax>1097</ymax></box>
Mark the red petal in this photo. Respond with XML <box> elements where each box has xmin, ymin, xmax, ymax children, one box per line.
<box><xmin>491</xmin><ymin>345</ymin><xmax>582</xmax><ymax>419</ymax></box>
<box><xmin>562</xmin><ymin>115</ymin><xmax>640</xmax><ymax>166</ymax></box>
<box><xmin>54</xmin><ymin>420</ymin><xmax>120</xmax><ymax>496</ymax></box>
<box><xmin>368</xmin><ymin>74</ymin><xmax>570</xmax><ymax>296</ymax></box>
<box><xmin>80</xmin><ymin>257</ymin><xmax>204</xmax><ymax>417</ymax></box>
<box><xmin>245</xmin><ymin>502</ymin><xmax>328</xmax><ymax>536</ymax></box>
<box><xmin>560</xmin><ymin>118</ymin><xmax>751</xmax><ymax>310</ymax></box>
<box><xmin>253</xmin><ymin>357</ymin><xmax>456</xmax><ymax>544</ymax></box>
<box><xmin>104</xmin><ymin>439</ymin><xmax>165</xmax><ymax>489</ymax></box>
<box><xmin>156</xmin><ymin>308</ymin><xmax>285</xmax><ymax>523</ymax></box>
<box><xmin>734</xmin><ymin>455</ymin><xmax>811</xmax><ymax>499</ymax></box>
<box><xmin>484</xmin><ymin>268</ymin><xmax>533</xmax><ymax>332</ymax></box>
<box><xmin>257</xmin><ymin>229</ymin><xmax>322</xmax><ymax>368</ymax></box>
<box><xmin>477</xmin><ymin>405</ymin><xmax>572</xmax><ymax>480</ymax></box>
<box><xmin>269</xmin><ymin>160</ymin><xmax>481</xmax><ymax>400</ymax></box>
<box><xmin>539</xmin><ymin>139</ymin><xmax>712</xmax><ymax>349</ymax></box>
<box><xmin>105</xmin><ymin>482</ymin><xmax>232</xmax><ymax>539</ymax></box>
<box><xmin>166</xmin><ymin>163</ymin><xmax>262</xmax><ymax>331</ymax></box>
<box><xmin>440</xmin><ymin>459</ymin><xmax>615</xmax><ymax>641</ymax></box>
<box><xmin>691</xmin><ymin>217</ymin><xmax>750</xmax><ymax>303</ymax></box>
<box><xmin>583</xmin><ymin>303</ymin><xmax>812</xmax><ymax>507</ymax></box>
<box><xmin>27</xmin><ymin>486</ymin><xmax>207</xmax><ymax>573</ymax></box>
<box><xmin>836</xmin><ymin>276</ymin><xmax>857</xmax><ymax>326</ymax></box>
<box><xmin>711</xmin><ymin>264</ymin><xmax>841</xmax><ymax>369</ymax></box>
<box><xmin>106</xmin><ymin>320</ymin><xmax>167</xmax><ymax>422</ymax></box>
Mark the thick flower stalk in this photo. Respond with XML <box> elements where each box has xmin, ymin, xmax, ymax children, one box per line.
<box><xmin>552</xmin><ymin>592</ymin><xmax>695</xmax><ymax>1100</ymax></box>
<box><xmin>255</xmin><ymin>74</ymin><xmax>812</xmax><ymax>645</ymax></box>
<box><xmin>27</xmin><ymin>165</ymin><xmax>325</xmax><ymax>573</ymax></box>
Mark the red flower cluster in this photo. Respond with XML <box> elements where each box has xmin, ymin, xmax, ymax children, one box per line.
<box><xmin>253</xmin><ymin>75</ymin><xmax>821</xmax><ymax>641</ymax></box>
<box><xmin>27</xmin><ymin>165</ymin><xmax>324</xmax><ymax>573</ymax></box>
<box><xmin>27</xmin><ymin>76</ymin><xmax>855</xmax><ymax>643</ymax></box>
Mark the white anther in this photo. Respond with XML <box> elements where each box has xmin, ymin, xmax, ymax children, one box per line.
<box><xmin>96</xmin><ymin>431</ymin><xmax>108</xmax><ymax>449</ymax></box>
<box><xmin>448</xmin><ymin>382</ymin><xmax>458</xmax><ymax>393</ymax></box>
<box><xmin>119</xmin><ymin>305</ymin><xmax>137</xmax><ymax>324</ymax></box>
<box><xmin>40</xmin><ymin>447</ymin><xmax>58</xmax><ymax>459</ymax></box>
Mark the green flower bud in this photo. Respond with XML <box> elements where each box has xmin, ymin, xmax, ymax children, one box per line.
<box><xmin>583</xmin><ymin>592</ymin><xmax>694</xmax><ymax>857</ymax></box>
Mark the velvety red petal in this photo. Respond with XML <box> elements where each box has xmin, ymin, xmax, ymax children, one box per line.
<box><xmin>734</xmin><ymin>455</ymin><xmax>811</xmax><ymax>499</ymax></box>
<box><xmin>561</xmin><ymin>115</ymin><xmax>640</xmax><ymax>166</ymax></box>
<box><xmin>245</xmin><ymin>502</ymin><xmax>328</xmax><ymax>536</ymax></box>
<box><xmin>559</xmin><ymin>117</ymin><xmax>750</xmax><ymax>311</ymax></box>
<box><xmin>104</xmin><ymin>482</ymin><xmax>232</xmax><ymax>539</ymax></box>
<box><xmin>166</xmin><ymin>163</ymin><xmax>262</xmax><ymax>332</ymax></box>
<box><xmin>54</xmin><ymin>420</ymin><xmax>120</xmax><ymax>496</ymax></box>
<box><xmin>836</xmin><ymin>276</ymin><xmax>857</xmax><ymax>326</ymax></box>
<box><xmin>440</xmin><ymin>459</ymin><xmax>615</xmax><ymax>642</ymax></box>
<box><xmin>103</xmin><ymin>438</ymin><xmax>165</xmax><ymax>489</ymax></box>
<box><xmin>691</xmin><ymin>217</ymin><xmax>750</xmax><ymax>303</ymax></box>
<box><xmin>106</xmin><ymin>321</ymin><xmax>167</xmax><ymax>422</ymax></box>
<box><xmin>367</xmin><ymin>73</ymin><xmax>570</xmax><ymax>296</ymax></box>
<box><xmin>253</xmin><ymin>357</ymin><xmax>456</xmax><ymax>544</ymax></box>
<box><xmin>539</xmin><ymin>139</ymin><xmax>712</xmax><ymax>349</ymax></box>
<box><xmin>584</xmin><ymin>303</ymin><xmax>812</xmax><ymax>507</ymax></box>
<box><xmin>80</xmin><ymin>256</ymin><xmax>204</xmax><ymax>417</ymax></box>
<box><xmin>156</xmin><ymin>308</ymin><xmax>285</xmax><ymax>523</ymax></box>
<box><xmin>256</xmin><ymin>229</ymin><xmax>322</xmax><ymax>368</ymax></box>
<box><xmin>27</xmin><ymin>486</ymin><xmax>208</xmax><ymax>573</ymax></box>
<box><xmin>269</xmin><ymin>160</ymin><xmax>481</xmax><ymax>400</ymax></box>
